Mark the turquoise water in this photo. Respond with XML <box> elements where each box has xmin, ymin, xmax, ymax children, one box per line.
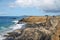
<box><xmin>0</xmin><ymin>16</ymin><xmax>26</xmax><ymax>40</ymax></box>
<box><xmin>0</xmin><ymin>16</ymin><xmax>18</xmax><ymax>31</ymax></box>
<box><xmin>0</xmin><ymin>16</ymin><xmax>26</xmax><ymax>30</ymax></box>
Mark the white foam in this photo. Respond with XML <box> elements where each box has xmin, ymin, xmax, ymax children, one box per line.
<box><xmin>0</xmin><ymin>35</ymin><xmax>6</xmax><ymax>40</ymax></box>
<box><xmin>0</xmin><ymin>19</ymin><xmax>26</xmax><ymax>40</ymax></box>
<box><xmin>12</xmin><ymin>20</ymin><xmax>18</xmax><ymax>24</ymax></box>
<box><xmin>10</xmin><ymin>24</ymin><xmax>25</xmax><ymax>30</ymax></box>
<box><xmin>0</xmin><ymin>23</ymin><xmax>26</xmax><ymax>40</ymax></box>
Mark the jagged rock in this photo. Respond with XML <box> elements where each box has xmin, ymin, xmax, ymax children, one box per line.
<box><xmin>4</xmin><ymin>16</ymin><xmax>60</xmax><ymax>40</ymax></box>
<box><xmin>4</xmin><ymin>37</ymin><xmax>14</xmax><ymax>40</ymax></box>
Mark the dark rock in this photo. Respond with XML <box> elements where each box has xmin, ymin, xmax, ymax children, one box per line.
<box><xmin>4</xmin><ymin>35</ymin><xmax>9</xmax><ymax>37</ymax></box>
<box><xmin>6</xmin><ymin>32</ymin><xmax>21</xmax><ymax>38</ymax></box>
<box><xmin>17</xmin><ymin>18</ymin><xmax>25</xmax><ymax>24</ymax></box>
<box><xmin>4</xmin><ymin>37</ymin><xmax>14</xmax><ymax>40</ymax></box>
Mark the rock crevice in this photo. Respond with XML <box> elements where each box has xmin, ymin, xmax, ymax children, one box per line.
<box><xmin>4</xmin><ymin>16</ymin><xmax>60</xmax><ymax>40</ymax></box>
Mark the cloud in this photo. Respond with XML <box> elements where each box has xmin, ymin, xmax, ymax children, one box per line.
<box><xmin>9</xmin><ymin>0</ymin><xmax>60</xmax><ymax>13</ymax></box>
<box><xmin>44</xmin><ymin>9</ymin><xmax>60</xmax><ymax>13</ymax></box>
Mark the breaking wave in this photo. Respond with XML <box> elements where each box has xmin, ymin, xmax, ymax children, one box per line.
<box><xmin>0</xmin><ymin>20</ymin><xmax>25</xmax><ymax>40</ymax></box>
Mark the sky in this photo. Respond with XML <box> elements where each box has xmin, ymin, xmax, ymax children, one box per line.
<box><xmin>0</xmin><ymin>0</ymin><xmax>60</xmax><ymax>16</ymax></box>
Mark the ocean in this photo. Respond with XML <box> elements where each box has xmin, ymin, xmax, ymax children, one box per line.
<box><xmin>0</xmin><ymin>16</ymin><xmax>26</xmax><ymax>40</ymax></box>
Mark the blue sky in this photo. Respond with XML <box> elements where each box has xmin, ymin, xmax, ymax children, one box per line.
<box><xmin>0</xmin><ymin>0</ymin><xmax>60</xmax><ymax>16</ymax></box>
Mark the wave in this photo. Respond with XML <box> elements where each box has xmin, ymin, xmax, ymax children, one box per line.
<box><xmin>0</xmin><ymin>35</ymin><xmax>6</xmax><ymax>40</ymax></box>
<box><xmin>12</xmin><ymin>20</ymin><xmax>19</xmax><ymax>24</ymax></box>
<box><xmin>0</xmin><ymin>23</ymin><xmax>26</xmax><ymax>40</ymax></box>
<box><xmin>10</xmin><ymin>24</ymin><xmax>25</xmax><ymax>30</ymax></box>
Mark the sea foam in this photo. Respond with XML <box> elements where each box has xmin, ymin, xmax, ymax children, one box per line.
<box><xmin>10</xmin><ymin>24</ymin><xmax>25</xmax><ymax>30</ymax></box>
<box><xmin>0</xmin><ymin>23</ymin><xmax>25</xmax><ymax>40</ymax></box>
<box><xmin>12</xmin><ymin>20</ymin><xmax>19</xmax><ymax>24</ymax></box>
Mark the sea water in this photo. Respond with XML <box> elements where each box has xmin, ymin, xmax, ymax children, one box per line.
<box><xmin>0</xmin><ymin>16</ymin><xmax>26</xmax><ymax>40</ymax></box>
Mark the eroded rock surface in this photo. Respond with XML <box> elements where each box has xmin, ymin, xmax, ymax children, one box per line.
<box><xmin>4</xmin><ymin>16</ymin><xmax>60</xmax><ymax>40</ymax></box>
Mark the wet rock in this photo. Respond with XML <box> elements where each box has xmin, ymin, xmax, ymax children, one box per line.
<box><xmin>4</xmin><ymin>35</ymin><xmax>9</xmax><ymax>37</ymax></box>
<box><xmin>4</xmin><ymin>37</ymin><xmax>14</xmax><ymax>40</ymax></box>
<box><xmin>6</xmin><ymin>32</ymin><xmax>21</xmax><ymax>38</ymax></box>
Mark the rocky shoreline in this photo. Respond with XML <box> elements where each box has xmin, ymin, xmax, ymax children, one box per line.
<box><xmin>3</xmin><ymin>16</ymin><xmax>60</xmax><ymax>40</ymax></box>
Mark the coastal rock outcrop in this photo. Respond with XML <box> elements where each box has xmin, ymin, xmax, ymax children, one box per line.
<box><xmin>4</xmin><ymin>16</ymin><xmax>60</xmax><ymax>40</ymax></box>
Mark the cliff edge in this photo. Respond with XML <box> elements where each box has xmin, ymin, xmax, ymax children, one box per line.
<box><xmin>4</xmin><ymin>16</ymin><xmax>60</xmax><ymax>40</ymax></box>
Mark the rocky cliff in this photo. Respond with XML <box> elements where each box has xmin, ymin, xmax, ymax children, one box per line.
<box><xmin>4</xmin><ymin>16</ymin><xmax>60</xmax><ymax>40</ymax></box>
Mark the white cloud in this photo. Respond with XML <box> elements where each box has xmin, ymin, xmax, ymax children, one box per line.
<box><xmin>10</xmin><ymin>0</ymin><xmax>60</xmax><ymax>12</ymax></box>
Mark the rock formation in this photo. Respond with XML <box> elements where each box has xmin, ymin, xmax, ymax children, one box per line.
<box><xmin>4</xmin><ymin>16</ymin><xmax>60</xmax><ymax>40</ymax></box>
